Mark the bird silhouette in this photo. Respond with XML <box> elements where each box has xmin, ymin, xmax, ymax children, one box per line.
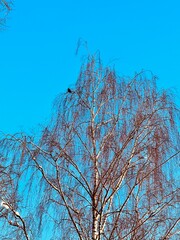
<box><xmin>67</xmin><ymin>88</ymin><xmax>72</xmax><ymax>93</ymax></box>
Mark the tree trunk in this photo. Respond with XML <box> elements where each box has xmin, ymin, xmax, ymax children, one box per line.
<box><xmin>92</xmin><ymin>165</ymin><xmax>99</xmax><ymax>240</ymax></box>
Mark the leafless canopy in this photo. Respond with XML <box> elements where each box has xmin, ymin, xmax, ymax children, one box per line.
<box><xmin>0</xmin><ymin>0</ymin><xmax>12</xmax><ymax>26</ymax></box>
<box><xmin>0</xmin><ymin>55</ymin><xmax>179</xmax><ymax>239</ymax></box>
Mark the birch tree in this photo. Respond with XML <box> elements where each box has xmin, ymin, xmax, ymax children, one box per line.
<box><xmin>0</xmin><ymin>55</ymin><xmax>179</xmax><ymax>239</ymax></box>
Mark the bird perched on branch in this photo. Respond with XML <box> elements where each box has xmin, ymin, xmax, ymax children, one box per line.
<box><xmin>67</xmin><ymin>88</ymin><xmax>72</xmax><ymax>93</ymax></box>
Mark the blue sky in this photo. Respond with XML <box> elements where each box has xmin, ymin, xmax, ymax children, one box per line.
<box><xmin>0</xmin><ymin>0</ymin><xmax>179</xmax><ymax>133</ymax></box>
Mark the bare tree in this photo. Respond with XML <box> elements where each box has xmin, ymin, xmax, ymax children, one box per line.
<box><xmin>0</xmin><ymin>55</ymin><xmax>179</xmax><ymax>239</ymax></box>
<box><xmin>0</xmin><ymin>0</ymin><xmax>12</xmax><ymax>26</ymax></box>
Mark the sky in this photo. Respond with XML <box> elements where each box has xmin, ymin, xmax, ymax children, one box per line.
<box><xmin>0</xmin><ymin>0</ymin><xmax>180</xmax><ymax>133</ymax></box>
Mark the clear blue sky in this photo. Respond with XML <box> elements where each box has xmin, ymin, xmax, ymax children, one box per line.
<box><xmin>0</xmin><ymin>0</ymin><xmax>179</xmax><ymax>133</ymax></box>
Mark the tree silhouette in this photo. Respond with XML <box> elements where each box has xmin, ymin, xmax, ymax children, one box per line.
<box><xmin>0</xmin><ymin>55</ymin><xmax>179</xmax><ymax>239</ymax></box>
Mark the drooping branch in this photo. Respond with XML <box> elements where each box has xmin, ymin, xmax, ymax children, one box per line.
<box><xmin>0</xmin><ymin>55</ymin><xmax>179</xmax><ymax>239</ymax></box>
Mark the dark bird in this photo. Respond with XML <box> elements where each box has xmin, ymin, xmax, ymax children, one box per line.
<box><xmin>67</xmin><ymin>88</ymin><xmax>72</xmax><ymax>93</ymax></box>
